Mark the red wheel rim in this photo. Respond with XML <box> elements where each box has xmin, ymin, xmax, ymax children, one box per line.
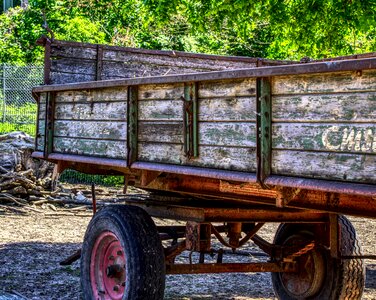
<box><xmin>90</xmin><ymin>231</ymin><xmax>126</xmax><ymax>300</ymax></box>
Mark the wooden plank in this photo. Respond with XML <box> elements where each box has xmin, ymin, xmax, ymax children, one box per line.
<box><xmin>36</xmin><ymin>136</ymin><xmax>45</xmax><ymax>151</ymax></box>
<box><xmin>273</xmin><ymin>70</ymin><xmax>376</xmax><ymax>95</ymax></box>
<box><xmin>39</xmin><ymin>93</ymin><xmax>47</xmax><ymax>103</ymax></box>
<box><xmin>138</xmin><ymin>122</ymin><xmax>183</xmax><ymax>143</ymax></box>
<box><xmin>55</xmin><ymin>88</ymin><xmax>127</xmax><ymax>103</ymax></box>
<box><xmin>139</xmin><ymin>83</ymin><xmax>184</xmax><ymax>100</ymax></box>
<box><xmin>51</xmin><ymin>45</ymin><xmax>97</xmax><ymax>60</ymax></box>
<box><xmin>51</xmin><ymin>58</ymin><xmax>96</xmax><ymax>75</ymax></box>
<box><xmin>51</xmin><ymin>45</ymin><xmax>257</xmax><ymax>70</ymax></box>
<box><xmin>39</xmin><ymin>106</ymin><xmax>46</xmax><ymax>119</ymax></box>
<box><xmin>50</xmin><ymin>72</ymin><xmax>95</xmax><ymax>84</ymax></box>
<box><xmin>54</xmin><ymin>137</ymin><xmax>127</xmax><ymax>159</ymax></box>
<box><xmin>199</xmin><ymin>123</ymin><xmax>256</xmax><ymax>147</ymax></box>
<box><xmin>101</xmin><ymin>62</ymin><xmax>209</xmax><ymax>79</ymax></box>
<box><xmin>38</xmin><ymin>119</ymin><xmax>45</xmax><ymax>133</ymax></box>
<box><xmin>54</xmin><ymin>120</ymin><xmax>127</xmax><ymax>140</ymax></box>
<box><xmin>199</xmin><ymin>97</ymin><xmax>257</xmax><ymax>121</ymax></box>
<box><xmin>138</xmin><ymin>143</ymin><xmax>256</xmax><ymax>171</ymax></box>
<box><xmin>272</xmin><ymin>150</ymin><xmax>376</xmax><ymax>183</ymax></box>
<box><xmin>103</xmin><ymin>50</ymin><xmax>256</xmax><ymax>70</ymax></box>
<box><xmin>55</xmin><ymin>102</ymin><xmax>127</xmax><ymax>120</ymax></box>
<box><xmin>138</xmin><ymin>100</ymin><xmax>182</xmax><ymax>121</ymax></box>
<box><xmin>199</xmin><ymin>78</ymin><xmax>256</xmax><ymax>98</ymax></box>
<box><xmin>272</xmin><ymin>123</ymin><xmax>376</xmax><ymax>154</ymax></box>
<box><xmin>272</xmin><ymin>93</ymin><xmax>376</xmax><ymax>122</ymax></box>
<box><xmin>138</xmin><ymin>122</ymin><xmax>257</xmax><ymax>147</ymax></box>
<box><xmin>139</xmin><ymin>97</ymin><xmax>257</xmax><ymax>122</ymax></box>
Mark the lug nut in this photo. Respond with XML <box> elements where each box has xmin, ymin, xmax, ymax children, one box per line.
<box><xmin>121</xmin><ymin>282</ymin><xmax>126</xmax><ymax>287</ymax></box>
<box><xmin>113</xmin><ymin>285</ymin><xmax>119</xmax><ymax>292</ymax></box>
<box><xmin>108</xmin><ymin>255</ymin><xmax>114</xmax><ymax>260</ymax></box>
<box><xmin>117</xmin><ymin>250</ymin><xmax>122</xmax><ymax>256</ymax></box>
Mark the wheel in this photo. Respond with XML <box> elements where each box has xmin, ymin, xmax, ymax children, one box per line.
<box><xmin>80</xmin><ymin>205</ymin><xmax>165</xmax><ymax>300</ymax></box>
<box><xmin>271</xmin><ymin>215</ymin><xmax>365</xmax><ymax>300</ymax></box>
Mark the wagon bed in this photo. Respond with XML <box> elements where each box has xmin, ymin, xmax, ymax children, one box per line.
<box><xmin>32</xmin><ymin>38</ymin><xmax>376</xmax><ymax>300</ymax></box>
<box><xmin>32</xmin><ymin>52</ymin><xmax>376</xmax><ymax>217</ymax></box>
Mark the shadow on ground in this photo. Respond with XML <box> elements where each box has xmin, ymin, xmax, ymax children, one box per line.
<box><xmin>0</xmin><ymin>242</ymin><xmax>375</xmax><ymax>300</ymax></box>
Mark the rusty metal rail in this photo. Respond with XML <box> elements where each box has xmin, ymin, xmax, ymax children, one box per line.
<box><xmin>166</xmin><ymin>262</ymin><xmax>296</xmax><ymax>274</ymax></box>
<box><xmin>33</xmin><ymin>57</ymin><xmax>376</xmax><ymax>94</ymax></box>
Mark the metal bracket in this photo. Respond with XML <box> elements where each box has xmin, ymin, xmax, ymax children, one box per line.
<box><xmin>96</xmin><ymin>45</ymin><xmax>104</xmax><ymax>81</ymax></box>
<box><xmin>127</xmin><ymin>86</ymin><xmax>138</xmax><ymax>166</ymax></box>
<box><xmin>182</xmin><ymin>82</ymin><xmax>198</xmax><ymax>159</ymax></box>
<box><xmin>256</xmin><ymin>77</ymin><xmax>272</xmax><ymax>188</ymax></box>
<box><xmin>43</xmin><ymin>92</ymin><xmax>55</xmax><ymax>159</ymax></box>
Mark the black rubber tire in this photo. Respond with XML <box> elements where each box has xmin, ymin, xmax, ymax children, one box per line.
<box><xmin>271</xmin><ymin>215</ymin><xmax>365</xmax><ymax>300</ymax></box>
<box><xmin>80</xmin><ymin>205</ymin><xmax>165</xmax><ymax>300</ymax></box>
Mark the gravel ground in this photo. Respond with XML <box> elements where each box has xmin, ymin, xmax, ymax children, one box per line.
<box><xmin>0</xmin><ymin>208</ymin><xmax>375</xmax><ymax>299</ymax></box>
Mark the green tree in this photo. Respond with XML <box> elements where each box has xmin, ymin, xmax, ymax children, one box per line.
<box><xmin>143</xmin><ymin>0</ymin><xmax>376</xmax><ymax>59</ymax></box>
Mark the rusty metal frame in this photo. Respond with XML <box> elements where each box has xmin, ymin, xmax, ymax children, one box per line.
<box><xmin>124</xmin><ymin>198</ymin><xmax>329</xmax><ymax>222</ymax></box>
<box><xmin>166</xmin><ymin>262</ymin><xmax>296</xmax><ymax>274</ymax></box>
<box><xmin>32</xmin><ymin>57</ymin><xmax>376</xmax><ymax>95</ymax></box>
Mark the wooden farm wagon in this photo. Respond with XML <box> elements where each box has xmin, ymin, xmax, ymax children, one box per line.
<box><xmin>32</xmin><ymin>36</ymin><xmax>376</xmax><ymax>299</ymax></box>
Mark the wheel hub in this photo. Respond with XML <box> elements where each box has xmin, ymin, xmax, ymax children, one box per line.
<box><xmin>279</xmin><ymin>235</ymin><xmax>325</xmax><ymax>298</ymax></box>
<box><xmin>90</xmin><ymin>232</ymin><xmax>126</xmax><ymax>300</ymax></box>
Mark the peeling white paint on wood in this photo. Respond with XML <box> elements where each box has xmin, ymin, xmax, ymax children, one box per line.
<box><xmin>272</xmin><ymin>123</ymin><xmax>376</xmax><ymax>153</ymax></box>
<box><xmin>139</xmin><ymin>83</ymin><xmax>184</xmax><ymax>100</ymax></box>
<box><xmin>138</xmin><ymin>143</ymin><xmax>257</xmax><ymax>171</ymax></box>
<box><xmin>272</xmin><ymin>150</ymin><xmax>376</xmax><ymax>183</ymax></box>
<box><xmin>54</xmin><ymin>120</ymin><xmax>127</xmax><ymax>140</ymax></box>
<box><xmin>199</xmin><ymin>78</ymin><xmax>256</xmax><ymax>98</ymax></box>
<box><xmin>273</xmin><ymin>70</ymin><xmax>376</xmax><ymax>95</ymax></box>
<box><xmin>55</xmin><ymin>88</ymin><xmax>127</xmax><ymax>103</ymax></box>
<box><xmin>272</xmin><ymin>93</ymin><xmax>376</xmax><ymax>122</ymax></box>
<box><xmin>55</xmin><ymin>102</ymin><xmax>127</xmax><ymax>120</ymax></box>
<box><xmin>138</xmin><ymin>100</ymin><xmax>183</xmax><ymax>121</ymax></box>
<box><xmin>199</xmin><ymin>97</ymin><xmax>257</xmax><ymax>121</ymax></box>
<box><xmin>54</xmin><ymin>137</ymin><xmax>127</xmax><ymax>159</ymax></box>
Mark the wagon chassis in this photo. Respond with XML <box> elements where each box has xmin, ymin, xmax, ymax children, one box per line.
<box><xmin>32</xmin><ymin>44</ymin><xmax>376</xmax><ymax>299</ymax></box>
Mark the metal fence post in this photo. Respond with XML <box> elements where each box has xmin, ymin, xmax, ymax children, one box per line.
<box><xmin>2</xmin><ymin>64</ymin><xmax>5</xmax><ymax>123</ymax></box>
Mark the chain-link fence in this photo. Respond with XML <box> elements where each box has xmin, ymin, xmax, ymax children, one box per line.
<box><xmin>0</xmin><ymin>64</ymin><xmax>43</xmax><ymax>135</ymax></box>
<box><xmin>0</xmin><ymin>64</ymin><xmax>124</xmax><ymax>187</ymax></box>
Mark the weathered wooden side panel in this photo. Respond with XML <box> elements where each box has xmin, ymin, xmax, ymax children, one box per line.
<box><xmin>138</xmin><ymin>144</ymin><xmax>257</xmax><ymax>171</ymax></box>
<box><xmin>273</xmin><ymin>70</ymin><xmax>376</xmax><ymax>95</ymax></box>
<box><xmin>137</xmin><ymin>79</ymin><xmax>257</xmax><ymax>172</ymax></box>
<box><xmin>271</xmin><ymin>70</ymin><xmax>376</xmax><ymax>183</ymax></box>
<box><xmin>36</xmin><ymin>87</ymin><xmax>129</xmax><ymax>159</ymax></box>
<box><xmin>48</xmin><ymin>43</ymin><xmax>259</xmax><ymax>84</ymax></box>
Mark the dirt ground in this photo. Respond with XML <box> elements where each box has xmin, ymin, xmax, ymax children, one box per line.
<box><xmin>0</xmin><ymin>205</ymin><xmax>375</xmax><ymax>300</ymax></box>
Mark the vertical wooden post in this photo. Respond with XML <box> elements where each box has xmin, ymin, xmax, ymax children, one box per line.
<box><xmin>44</xmin><ymin>91</ymin><xmax>55</xmax><ymax>158</ymax></box>
<box><xmin>127</xmin><ymin>86</ymin><xmax>138</xmax><ymax>166</ymax></box>
<box><xmin>183</xmin><ymin>82</ymin><xmax>198</xmax><ymax>158</ymax></box>
<box><xmin>256</xmin><ymin>77</ymin><xmax>272</xmax><ymax>186</ymax></box>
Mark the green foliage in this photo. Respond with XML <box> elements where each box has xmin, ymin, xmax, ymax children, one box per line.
<box><xmin>0</xmin><ymin>101</ymin><xmax>37</xmax><ymax>135</ymax></box>
<box><xmin>1</xmin><ymin>0</ymin><xmax>375</xmax><ymax>63</ymax></box>
<box><xmin>59</xmin><ymin>169</ymin><xmax>124</xmax><ymax>187</ymax></box>
<box><xmin>143</xmin><ymin>0</ymin><xmax>376</xmax><ymax>59</ymax></box>
<box><xmin>0</xmin><ymin>122</ymin><xmax>36</xmax><ymax>135</ymax></box>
